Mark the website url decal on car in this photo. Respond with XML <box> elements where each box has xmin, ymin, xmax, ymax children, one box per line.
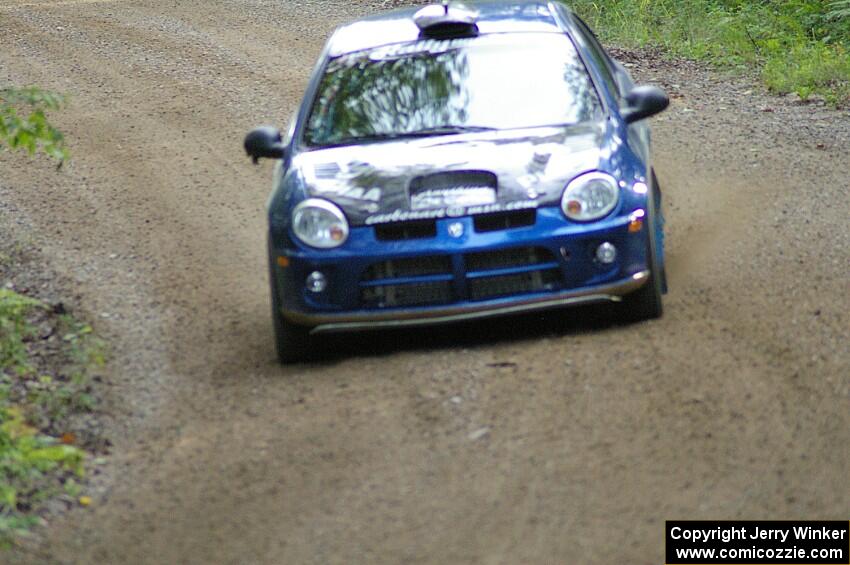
<box><xmin>365</xmin><ymin>200</ymin><xmax>539</xmax><ymax>225</ymax></box>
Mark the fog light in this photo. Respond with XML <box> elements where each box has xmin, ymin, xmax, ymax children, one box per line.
<box><xmin>306</xmin><ymin>271</ymin><xmax>327</xmax><ymax>293</ymax></box>
<box><xmin>596</xmin><ymin>242</ymin><xmax>617</xmax><ymax>264</ymax></box>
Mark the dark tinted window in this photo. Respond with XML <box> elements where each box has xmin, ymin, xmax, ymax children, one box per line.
<box><xmin>304</xmin><ymin>34</ymin><xmax>602</xmax><ymax>147</ymax></box>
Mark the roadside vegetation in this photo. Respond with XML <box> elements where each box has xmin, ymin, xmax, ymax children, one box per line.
<box><xmin>571</xmin><ymin>0</ymin><xmax>850</xmax><ymax>104</ymax></box>
<box><xmin>0</xmin><ymin>287</ymin><xmax>105</xmax><ymax>544</ymax></box>
<box><xmin>1</xmin><ymin>86</ymin><xmax>69</xmax><ymax>164</ymax></box>
<box><xmin>1</xmin><ymin>86</ymin><xmax>103</xmax><ymax>545</ymax></box>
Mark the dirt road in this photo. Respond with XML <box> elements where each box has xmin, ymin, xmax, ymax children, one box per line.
<box><xmin>1</xmin><ymin>1</ymin><xmax>848</xmax><ymax>563</ymax></box>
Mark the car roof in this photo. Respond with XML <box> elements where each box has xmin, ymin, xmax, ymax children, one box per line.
<box><xmin>327</xmin><ymin>0</ymin><xmax>570</xmax><ymax>57</ymax></box>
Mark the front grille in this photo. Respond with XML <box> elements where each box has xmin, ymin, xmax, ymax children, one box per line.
<box><xmin>473</xmin><ymin>209</ymin><xmax>536</xmax><ymax>232</ymax></box>
<box><xmin>374</xmin><ymin>220</ymin><xmax>437</xmax><ymax>241</ymax></box>
<box><xmin>361</xmin><ymin>281</ymin><xmax>453</xmax><ymax>308</ymax></box>
<box><xmin>358</xmin><ymin>247</ymin><xmax>563</xmax><ymax>309</ymax></box>
<box><xmin>465</xmin><ymin>246</ymin><xmax>562</xmax><ymax>301</ymax></box>
<box><xmin>360</xmin><ymin>255</ymin><xmax>453</xmax><ymax>308</ymax></box>
<box><xmin>468</xmin><ymin>269</ymin><xmax>561</xmax><ymax>301</ymax></box>
<box><xmin>362</xmin><ymin>256</ymin><xmax>452</xmax><ymax>281</ymax></box>
<box><xmin>464</xmin><ymin>246</ymin><xmax>555</xmax><ymax>272</ymax></box>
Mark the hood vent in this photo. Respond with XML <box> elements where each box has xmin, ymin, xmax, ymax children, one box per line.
<box><xmin>409</xmin><ymin>170</ymin><xmax>497</xmax><ymax>210</ymax></box>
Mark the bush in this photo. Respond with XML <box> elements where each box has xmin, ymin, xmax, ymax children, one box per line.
<box><xmin>569</xmin><ymin>0</ymin><xmax>850</xmax><ymax>103</ymax></box>
<box><xmin>0</xmin><ymin>87</ymin><xmax>69</xmax><ymax>164</ymax></box>
<box><xmin>0</xmin><ymin>290</ymin><xmax>102</xmax><ymax>545</ymax></box>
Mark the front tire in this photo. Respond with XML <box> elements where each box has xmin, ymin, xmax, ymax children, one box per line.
<box><xmin>620</xmin><ymin>173</ymin><xmax>664</xmax><ymax>322</ymax></box>
<box><xmin>269</xmin><ymin>255</ymin><xmax>312</xmax><ymax>364</ymax></box>
<box><xmin>620</xmin><ymin>258</ymin><xmax>663</xmax><ymax>322</ymax></box>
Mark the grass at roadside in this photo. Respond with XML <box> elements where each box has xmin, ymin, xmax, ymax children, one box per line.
<box><xmin>3</xmin><ymin>83</ymin><xmax>104</xmax><ymax>546</ymax></box>
<box><xmin>570</xmin><ymin>0</ymin><xmax>850</xmax><ymax>104</ymax></box>
<box><xmin>0</xmin><ymin>286</ymin><xmax>105</xmax><ymax>546</ymax></box>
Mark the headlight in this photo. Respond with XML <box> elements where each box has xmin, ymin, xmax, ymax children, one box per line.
<box><xmin>561</xmin><ymin>172</ymin><xmax>620</xmax><ymax>221</ymax></box>
<box><xmin>291</xmin><ymin>198</ymin><xmax>349</xmax><ymax>248</ymax></box>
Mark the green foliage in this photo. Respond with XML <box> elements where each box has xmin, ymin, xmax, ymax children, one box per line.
<box><xmin>27</xmin><ymin>317</ymin><xmax>104</xmax><ymax>430</ymax></box>
<box><xmin>0</xmin><ymin>87</ymin><xmax>69</xmax><ymax>164</ymax></box>
<box><xmin>0</xmin><ymin>290</ymin><xmax>102</xmax><ymax>544</ymax></box>
<box><xmin>0</xmin><ymin>406</ymin><xmax>85</xmax><ymax>544</ymax></box>
<box><xmin>0</xmin><ymin>88</ymin><xmax>82</xmax><ymax>544</ymax></box>
<box><xmin>568</xmin><ymin>0</ymin><xmax>850</xmax><ymax>103</ymax></box>
<box><xmin>60</xmin><ymin>316</ymin><xmax>106</xmax><ymax>371</ymax></box>
<box><xmin>0</xmin><ymin>290</ymin><xmax>43</xmax><ymax>375</ymax></box>
<box><xmin>763</xmin><ymin>41</ymin><xmax>850</xmax><ymax>101</ymax></box>
<box><xmin>828</xmin><ymin>0</ymin><xmax>850</xmax><ymax>20</ymax></box>
<box><xmin>0</xmin><ymin>408</ymin><xmax>84</xmax><ymax>480</ymax></box>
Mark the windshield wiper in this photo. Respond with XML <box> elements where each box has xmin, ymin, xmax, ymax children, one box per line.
<box><xmin>317</xmin><ymin>126</ymin><xmax>497</xmax><ymax>148</ymax></box>
<box><xmin>389</xmin><ymin>125</ymin><xmax>497</xmax><ymax>138</ymax></box>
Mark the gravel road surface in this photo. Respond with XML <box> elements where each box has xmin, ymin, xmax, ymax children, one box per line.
<box><xmin>1</xmin><ymin>1</ymin><xmax>848</xmax><ymax>563</ymax></box>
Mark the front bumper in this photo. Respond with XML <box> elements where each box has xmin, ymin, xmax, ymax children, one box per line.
<box><xmin>289</xmin><ymin>270</ymin><xmax>648</xmax><ymax>334</ymax></box>
<box><xmin>271</xmin><ymin>206</ymin><xmax>652</xmax><ymax>334</ymax></box>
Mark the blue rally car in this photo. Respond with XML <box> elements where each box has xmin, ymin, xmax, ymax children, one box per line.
<box><xmin>245</xmin><ymin>0</ymin><xmax>669</xmax><ymax>363</ymax></box>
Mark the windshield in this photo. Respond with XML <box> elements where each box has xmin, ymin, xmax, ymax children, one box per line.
<box><xmin>304</xmin><ymin>33</ymin><xmax>602</xmax><ymax>147</ymax></box>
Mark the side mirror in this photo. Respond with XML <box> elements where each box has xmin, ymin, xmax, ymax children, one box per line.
<box><xmin>621</xmin><ymin>86</ymin><xmax>669</xmax><ymax>124</ymax></box>
<box><xmin>244</xmin><ymin>126</ymin><xmax>285</xmax><ymax>164</ymax></box>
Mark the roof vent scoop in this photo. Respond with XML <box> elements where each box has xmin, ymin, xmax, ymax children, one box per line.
<box><xmin>413</xmin><ymin>2</ymin><xmax>479</xmax><ymax>39</ymax></box>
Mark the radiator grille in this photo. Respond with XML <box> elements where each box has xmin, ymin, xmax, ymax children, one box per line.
<box><xmin>465</xmin><ymin>246</ymin><xmax>555</xmax><ymax>272</ymax></box>
<box><xmin>362</xmin><ymin>256</ymin><xmax>451</xmax><ymax>281</ymax></box>
<box><xmin>468</xmin><ymin>269</ymin><xmax>561</xmax><ymax>301</ymax></box>
<box><xmin>361</xmin><ymin>281</ymin><xmax>453</xmax><ymax>308</ymax></box>
<box><xmin>374</xmin><ymin>220</ymin><xmax>437</xmax><ymax>241</ymax></box>
<box><xmin>358</xmin><ymin>247</ymin><xmax>563</xmax><ymax>309</ymax></box>
<box><xmin>473</xmin><ymin>209</ymin><xmax>536</xmax><ymax>232</ymax></box>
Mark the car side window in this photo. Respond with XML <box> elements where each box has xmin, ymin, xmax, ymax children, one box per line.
<box><xmin>571</xmin><ymin>15</ymin><xmax>621</xmax><ymax>99</ymax></box>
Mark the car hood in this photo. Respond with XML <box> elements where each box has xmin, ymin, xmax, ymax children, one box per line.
<box><xmin>291</xmin><ymin>122</ymin><xmax>608</xmax><ymax>226</ymax></box>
